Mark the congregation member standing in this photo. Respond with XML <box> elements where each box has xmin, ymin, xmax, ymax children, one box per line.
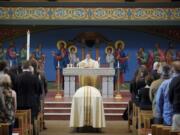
<box><xmin>30</xmin><ymin>59</ymin><xmax>48</xmax><ymax>130</ymax></box>
<box><xmin>137</xmin><ymin>74</ymin><xmax>154</xmax><ymax>110</ymax></box>
<box><xmin>155</xmin><ymin>61</ymin><xmax>180</xmax><ymax>125</ymax></box>
<box><xmin>0</xmin><ymin>74</ymin><xmax>17</xmax><ymax>135</ymax></box>
<box><xmin>149</xmin><ymin>64</ymin><xmax>171</xmax><ymax>119</ymax></box>
<box><xmin>168</xmin><ymin>61</ymin><xmax>180</xmax><ymax>131</ymax></box>
<box><xmin>16</xmin><ymin>61</ymin><xmax>42</xmax><ymax>133</ymax></box>
<box><xmin>106</xmin><ymin>46</ymin><xmax>115</xmax><ymax>68</ymax></box>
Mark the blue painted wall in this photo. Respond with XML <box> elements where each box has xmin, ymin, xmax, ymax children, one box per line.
<box><xmin>2</xmin><ymin>27</ymin><xmax>180</xmax><ymax>81</ymax></box>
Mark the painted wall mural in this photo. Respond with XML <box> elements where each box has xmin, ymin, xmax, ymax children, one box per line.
<box><xmin>1</xmin><ymin>28</ymin><xmax>180</xmax><ymax>81</ymax></box>
<box><xmin>0</xmin><ymin>7</ymin><xmax>180</xmax><ymax>21</ymax></box>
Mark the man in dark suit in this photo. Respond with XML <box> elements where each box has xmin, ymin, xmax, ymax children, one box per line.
<box><xmin>16</xmin><ymin>61</ymin><xmax>42</xmax><ymax>125</ymax></box>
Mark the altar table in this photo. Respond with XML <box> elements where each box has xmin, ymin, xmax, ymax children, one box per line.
<box><xmin>63</xmin><ymin>67</ymin><xmax>115</xmax><ymax>97</ymax></box>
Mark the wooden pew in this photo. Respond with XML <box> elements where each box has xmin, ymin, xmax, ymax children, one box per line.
<box><xmin>16</xmin><ymin>109</ymin><xmax>33</xmax><ymax>135</ymax></box>
<box><xmin>152</xmin><ymin>124</ymin><xmax>163</xmax><ymax>135</ymax></box>
<box><xmin>128</xmin><ymin>100</ymin><xmax>132</xmax><ymax>132</ymax></box>
<box><xmin>138</xmin><ymin>109</ymin><xmax>153</xmax><ymax>129</ymax></box>
<box><xmin>161</xmin><ymin>126</ymin><xmax>171</xmax><ymax>135</ymax></box>
<box><xmin>0</xmin><ymin>123</ymin><xmax>9</xmax><ymax>135</ymax></box>
<box><xmin>0</xmin><ymin>125</ymin><xmax>2</xmax><ymax>135</ymax></box>
<box><xmin>151</xmin><ymin>124</ymin><xmax>180</xmax><ymax>135</ymax></box>
<box><xmin>132</xmin><ymin>103</ymin><xmax>139</xmax><ymax>135</ymax></box>
<box><xmin>170</xmin><ymin>131</ymin><xmax>180</xmax><ymax>135</ymax></box>
<box><xmin>34</xmin><ymin>112</ymin><xmax>43</xmax><ymax>135</ymax></box>
<box><xmin>138</xmin><ymin>111</ymin><xmax>153</xmax><ymax>135</ymax></box>
<box><xmin>37</xmin><ymin>112</ymin><xmax>43</xmax><ymax>132</ymax></box>
<box><xmin>13</xmin><ymin>112</ymin><xmax>26</xmax><ymax>135</ymax></box>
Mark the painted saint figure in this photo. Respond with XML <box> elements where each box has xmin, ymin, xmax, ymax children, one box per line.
<box><xmin>52</xmin><ymin>40</ymin><xmax>69</xmax><ymax>88</ymax></box>
<box><xmin>6</xmin><ymin>42</ymin><xmax>17</xmax><ymax>67</ymax></box>
<box><xmin>68</xmin><ymin>45</ymin><xmax>78</xmax><ymax>66</ymax></box>
<box><xmin>114</xmin><ymin>40</ymin><xmax>129</xmax><ymax>86</ymax></box>
<box><xmin>105</xmin><ymin>46</ymin><xmax>115</xmax><ymax>68</ymax></box>
<box><xmin>34</xmin><ymin>44</ymin><xmax>42</xmax><ymax>61</ymax></box>
<box><xmin>165</xmin><ymin>49</ymin><xmax>174</xmax><ymax>65</ymax></box>
<box><xmin>137</xmin><ymin>48</ymin><xmax>148</xmax><ymax>66</ymax></box>
<box><xmin>19</xmin><ymin>44</ymin><xmax>27</xmax><ymax>64</ymax></box>
<box><xmin>32</xmin><ymin>44</ymin><xmax>46</xmax><ymax>71</ymax></box>
<box><xmin>0</xmin><ymin>43</ymin><xmax>6</xmax><ymax>62</ymax></box>
<box><xmin>153</xmin><ymin>43</ymin><xmax>165</xmax><ymax>62</ymax></box>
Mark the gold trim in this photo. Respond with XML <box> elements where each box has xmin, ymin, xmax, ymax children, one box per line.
<box><xmin>115</xmin><ymin>40</ymin><xmax>125</xmax><ymax>49</ymax></box>
<box><xmin>56</xmin><ymin>40</ymin><xmax>67</xmax><ymax>49</ymax></box>
<box><xmin>105</xmin><ymin>46</ymin><xmax>114</xmax><ymax>54</ymax></box>
<box><xmin>68</xmin><ymin>45</ymin><xmax>77</xmax><ymax>53</ymax></box>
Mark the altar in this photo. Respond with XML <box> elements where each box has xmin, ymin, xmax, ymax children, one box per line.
<box><xmin>63</xmin><ymin>67</ymin><xmax>115</xmax><ymax>97</ymax></box>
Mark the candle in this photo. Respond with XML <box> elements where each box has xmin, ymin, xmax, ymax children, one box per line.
<box><xmin>10</xmin><ymin>60</ymin><xmax>12</xmax><ymax>67</ymax></box>
<box><xmin>27</xmin><ymin>30</ymin><xmax>30</xmax><ymax>60</ymax></box>
<box><xmin>58</xmin><ymin>61</ymin><xmax>60</xmax><ymax>68</ymax></box>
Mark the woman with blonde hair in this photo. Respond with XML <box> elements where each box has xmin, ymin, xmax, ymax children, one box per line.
<box><xmin>0</xmin><ymin>74</ymin><xmax>17</xmax><ymax>135</ymax></box>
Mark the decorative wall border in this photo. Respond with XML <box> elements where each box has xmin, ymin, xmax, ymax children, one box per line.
<box><xmin>0</xmin><ymin>7</ymin><xmax>180</xmax><ymax>21</ymax></box>
<box><xmin>0</xmin><ymin>2</ymin><xmax>180</xmax><ymax>25</ymax></box>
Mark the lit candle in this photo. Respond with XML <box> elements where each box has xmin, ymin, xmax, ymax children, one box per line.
<box><xmin>10</xmin><ymin>60</ymin><xmax>12</xmax><ymax>67</ymax></box>
<box><xmin>117</xmin><ymin>61</ymin><xmax>119</xmax><ymax>68</ymax></box>
<box><xmin>27</xmin><ymin>30</ymin><xmax>30</xmax><ymax>60</ymax></box>
<box><xmin>58</xmin><ymin>61</ymin><xmax>60</xmax><ymax>68</ymax></box>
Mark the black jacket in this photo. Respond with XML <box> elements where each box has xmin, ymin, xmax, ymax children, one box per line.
<box><xmin>138</xmin><ymin>87</ymin><xmax>152</xmax><ymax>110</ymax></box>
<box><xmin>169</xmin><ymin>75</ymin><xmax>180</xmax><ymax>114</ymax></box>
<box><xmin>16</xmin><ymin>71</ymin><xmax>42</xmax><ymax>118</ymax></box>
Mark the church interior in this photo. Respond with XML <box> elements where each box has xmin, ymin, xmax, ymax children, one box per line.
<box><xmin>0</xmin><ymin>0</ymin><xmax>180</xmax><ymax>135</ymax></box>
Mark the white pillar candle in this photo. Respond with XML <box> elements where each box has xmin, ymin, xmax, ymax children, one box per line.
<box><xmin>58</xmin><ymin>61</ymin><xmax>60</xmax><ymax>68</ymax></box>
<box><xmin>27</xmin><ymin>30</ymin><xmax>30</xmax><ymax>60</ymax></box>
<box><xmin>117</xmin><ymin>61</ymin><xmax>119</xmax><ymax>68</ymax></box>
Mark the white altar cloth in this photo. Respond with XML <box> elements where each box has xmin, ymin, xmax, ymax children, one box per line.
<box><xmin>70</xmin><ymin>86</ymin><xmax>106</xmax><ymax>128</ymax></box>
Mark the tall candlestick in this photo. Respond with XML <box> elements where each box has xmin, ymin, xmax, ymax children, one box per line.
<box><xmin>27</xmin><ymin>30</ymin><xmax>30</xmax><ymax>60</ymax></box>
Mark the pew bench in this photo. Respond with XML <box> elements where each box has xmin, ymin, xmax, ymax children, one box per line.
<box><xmin>151</xmin><ymin>124</ymin><xmax>180</xmax><ymax>135</ymax></box>
<box><xmin>0</xmin><ymin>123</ymin><xmax>10</xmax><ymax>135</ymax></box>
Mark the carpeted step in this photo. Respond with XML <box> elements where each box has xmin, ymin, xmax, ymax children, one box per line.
<box><xmin>44</xmin><ymin>113</ymin><xmax>124</xmax><ymax>120</ymax></box>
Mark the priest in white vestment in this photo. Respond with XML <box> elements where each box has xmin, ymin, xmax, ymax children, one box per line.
<box><xmin>70</xmin><ymin>86</ymin><xmax>106</xmax><ymax>128</ymax></box>
<box><xmin>78</xmin><ymin>54</ymin><xmax>99</xmax><ymax>87</ymax></box>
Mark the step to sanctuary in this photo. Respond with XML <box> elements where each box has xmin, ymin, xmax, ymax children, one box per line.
<box><xmin>44</xmin><ymin>91</ymin><xmax>130</xmax><ymax>121</ymax></box>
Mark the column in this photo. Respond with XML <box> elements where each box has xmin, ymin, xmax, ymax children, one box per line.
<box><xmin>81</xmin><ymin>47</ymin><xmax>85</xmax><ymax>60</ymax></box>
<box><xmin>64</xmin><ymin>76</ymin><xmax>70</xmax><ymax>97</ymax></box>
<box><xmin>96</xmin><ymin>47</ymin><xmax>99</xmax><ymax>60</ymax></box>
<box><xmin>102</xmin><ymin>76</ymin><xmax>108</xmax><ymax>97</ymax></box>
<box><xmin>107</xmin><ymin>76</ymin><xmax>114</xmax><ymax>98</ymax></box>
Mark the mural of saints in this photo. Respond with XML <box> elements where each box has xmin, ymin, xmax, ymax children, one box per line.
<box><xmin>19</xmin><ymin>44</ymin><xmax>27</xmax><ymax>64</ymax></box>
<box><xmin>0</xmin><ymin>43</ymin><xmax>6</xmax><ymax>61</ymax></box>
<box><xmin>153</xmin><ymin>43</ymin><xmax>165</xmax><ymax>62</ymax></box>
<box><xmin>34</xmin><ymin>44</ymin><xmax>43</xmax><ymax>61</ymax></box>
<box><xmin>68</xmin><ymin>45</ymin><xmax>78</xmax><ymax>66</ymax></box>
<box><xmin>136</xmin><ymin>48</ymin><xmax>148</xmax><ymax>66</ymax></box>
<box><xmin>6</xmin><ymin>41</ymin><xmax>17</xmax><ymax>67</ymax></box>
<box><xmin>33</xmin><ymin>44</ymin><xmax>46</xmax><ymax>71</ymax></box>
<box><xmin>105</xmin><ymin>45</ymin><xmax>115</xmax><ymax>68</ymax></box>
<box><xmin>114</xmin><ymin>40</ymin><xmax>129</xmax><ymax>86</ymax></box>
<box><xmin>52</xmin><ymin>40</ymin><xmax>69</xmax><ymax>88</ymax></box>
